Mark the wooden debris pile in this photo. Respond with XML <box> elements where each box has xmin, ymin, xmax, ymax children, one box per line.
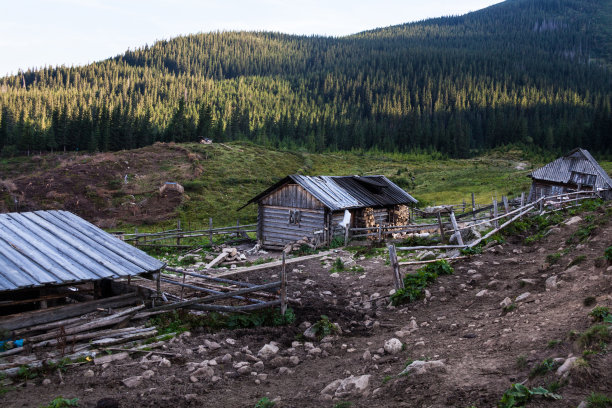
<box><xmin>0</xmin><ymin>293</ymin><xmax>177</xmax><ymax>378</ymax></box>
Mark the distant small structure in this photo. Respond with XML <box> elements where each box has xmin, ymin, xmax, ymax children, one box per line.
<box><xmin>241</xmin><ymin>175</ymin><xmax>417</xmax><ymax>249</ymax></box>
<box><xmin>159</xmin><ymin>182</ymin><xmax>184</xmax><ymax>195</ymax></box>
<box><xmin>528</xmin><ymin>148</ymin><xmax>612</xmax><ymax>201</ymax></box>
<box><xmin>200</xmin><ymin>138</ymin><xmax>213</xmax><ymax>145</ymax></box>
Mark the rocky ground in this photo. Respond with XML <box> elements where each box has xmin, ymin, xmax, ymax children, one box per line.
<box><xmin>4</xmin><ymin>204</ymin><xmax>612</xmax><ymax>408</ymax></box>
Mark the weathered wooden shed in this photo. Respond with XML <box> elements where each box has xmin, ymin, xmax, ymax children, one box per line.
<box><xmin>528</xmin><ymin>148</ymin><xmax>612</xmax><ymax>201</ymax></box>
<box><xmin>241</xmin><ymin>175</ymin><xmax>417</xmax><ymax>249</ymax></box>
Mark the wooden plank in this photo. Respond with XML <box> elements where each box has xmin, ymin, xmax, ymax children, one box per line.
<box><xmin>189</xmin><ymin>299</ymin><xmax>281</xmax><ymax>312</ymax></box>
<box><xmin>399</xmin><ymin>256</ymin><xmax>468</xmax><ymax>266</ymax></box>
<box><xmin>212</xmin><ymin>251</ymin><xmax>332</xmax><ymax>278</ymax></box>
<box><xmin>395</xmin><ymin>245</ymin><xmax>467</xmax><ymax>251</ymax></box>
<box><xmin>437</xmin><ymin>212</ymin><xmax>446</xmax><ymax>244</ymax></box>
<box><xmin>450</xmin><ymin>211</ymin><xmax>464</xmax><ymax>246</ymax></box>
<box><xmin>0</xmin><ymin>293</ymin><xmax>141</xmax><ymax>331</ymax></box>
<box><xmin>204</xmin><ymin>252</ymin><xmax>229</xmax><ymax>269</ymax></box>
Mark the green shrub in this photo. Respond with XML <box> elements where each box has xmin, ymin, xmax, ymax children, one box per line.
<box><xmin>310</xmin><ymin>315</ymin><xmax>339</xmax><ymax>340</ymax></box>
<box><xmin>546</xmin><ymin>252</ymin><xmax>562</xmax><ymax>265</ymax></box>
<box><xmin>567</xmin><ymin>255</ymin><xmax>587</xmax><ymax>268</ymax></box>
<box><xmin>605</xmin><ymin>246</ymin><xmax>612</xmax><ymax>262</ymax></box>
<box><xmin>589</xmin><ymin>306</ymin><xmax>611</xmax><ymax>322</ymax></box>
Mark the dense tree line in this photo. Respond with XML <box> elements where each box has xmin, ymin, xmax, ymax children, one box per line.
<box><xmin>0</xmin><ymin>0</ymin><xmax>610</xmax><ymax>158</ymax></box>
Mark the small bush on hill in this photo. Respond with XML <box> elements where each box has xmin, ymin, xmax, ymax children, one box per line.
<box><xmin>390</xmin><ymin>260</ymin><xmax>453</xmax><ymax>306</ymax></box>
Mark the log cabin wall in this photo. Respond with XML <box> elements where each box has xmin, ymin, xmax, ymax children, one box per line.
<box><xmin>258</xmin><ymin>184</ymin><xmax>327</xmax><ymax>248</ymax></box>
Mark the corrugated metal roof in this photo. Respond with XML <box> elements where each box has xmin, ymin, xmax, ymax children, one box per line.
<box><xmin>0</xmin><ymin>210</ymin><xmax>165</xmax><ymax>292</ymax></box>
<box><xmin>242</xmin><ymin>175</ymin><xmax>417</xmax><ymax>211</ymax></box>
<box><xmin>529</xmin><ymin>148</ymin><xmax>612</xmax><ymax>191</ymax></box>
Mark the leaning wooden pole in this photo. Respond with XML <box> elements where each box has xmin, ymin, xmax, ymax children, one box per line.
<box><xmin>449</xmin><ymin>211</ymin><xmax>464</xmax><ymax>246</ymax></box>
<box><xmin>388</xmin><ymin>245</ymin><xmax>403</xmax><ymax>290</ymax></box>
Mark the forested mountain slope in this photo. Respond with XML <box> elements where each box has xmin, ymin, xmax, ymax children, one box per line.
<box><xmin>0</xmin><ymin>0</ymin><xmax>610</xmax><ymax>157</ymax></box>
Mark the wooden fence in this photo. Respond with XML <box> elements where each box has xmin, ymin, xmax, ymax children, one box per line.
<box><xmin>115</xmin><ymin>218</ymin><xmax>256</xmax><ymax>248</ymax></box>
<box><xmin>387</xmin><ymin>190</ymin><xmax>600</xmax><ymax>289</ymax></box>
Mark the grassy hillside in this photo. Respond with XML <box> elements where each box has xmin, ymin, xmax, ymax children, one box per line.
<box><xmin>5</xmin><ymin>143</ymin><xmax>609</xmax><ymax>230</ymax></box>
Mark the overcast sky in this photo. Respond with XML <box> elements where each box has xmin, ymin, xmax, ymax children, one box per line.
<box><xmin>0</xmin><ymin>0</ymin><xmax>504</xmax><ymax>76</ymax></box>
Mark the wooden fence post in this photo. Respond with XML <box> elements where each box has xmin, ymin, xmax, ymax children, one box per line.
<box><xmin>471</xmin><ymin>192</ymin><xmax>476</xmax><ymax>221</ymax></box>
<box><xmin>388</xmin><ymin>245</ymin><xmax>403</xmax><ymax>290</ymax></box>
<box><xmin>449</xmin><ymin>211</ymin><xmax>464</xmax><ymax>246</ymax></box>
<box><xmin>280</xmin><ymin>252</ymin><xmax>287</xmax><ymax>316</ymax></box>
<box><xmin>437</xmin><ymin>212</ymin><xmax>446</xmax><ymax>244</ymax></box>
<box><xmin>344</xmin><ymin>225</ymin><xmax>350</xmax><ymax>246</ymax></box>
<box><xmin>236</xmin><ymin>219</ymin><xmax>240</xmax><ymax>238</ymax></box>
<box><xmin>493</xmin><ymin>198</ymin><xmax>499</xmax><ymax>228</ymax></box>
<box><xmin>377</xmin><ymin>225</ymin><xmax>382</xmax><ymax>241</ymax></box>
<box><xmin>503</xmin><ymin>196</ymin><xmax>509</xmax><ymax>215</ymax></box>
<box><xmin>462</xmin><ymin>199</ymin><xmax>466</xmax><ymax>213</ymax></box>
<box><xmin>209</xmin><ymin>218</ymin><xmax>213</xmax><ymax>246</ymax></box>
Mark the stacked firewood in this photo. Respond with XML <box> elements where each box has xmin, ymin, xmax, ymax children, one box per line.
<box><xmin>363</xmin><ymin>207</ymin><xmax>377</xmax><ymax>240</ymax></box>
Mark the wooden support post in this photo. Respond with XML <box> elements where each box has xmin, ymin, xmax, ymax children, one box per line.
<box><xmin>462</xmin><ymin>199</ymin><xmax>466</xmax><ymax>213</ymax></box>
<box><xmin>493</xmin><ymin>198</ymin><xmax>499</xmax><ymax>228</ymax></box>
<box><xmin>236</xmin><ymin>219</ymin><xmax>240</xmax><ymax>237</ymax></box>
<box><xmin>503</xmin><ymin>196</ymin><xmax>509</xmax><ymax>215</ymax></box>
<box><xmin>471</xmin><ymin>192</ymin><xmax>476</xmax><ymax>221</ymax></box>
<box><xmin>388</xmin><ymin>244</ymin><xmax>403</xmax><ymax>290</ymax></box>
<box><xmin>437</xmin><ymin>212</ymin><xmax>446</xmax><ymax>244</ymax></box>
<box><xmin>156</xmin><ymin>271</ymin><xmax>161</xmax><ymax>298</ymax></box>
<box><xmin>377</xmin><ymin>225</ymin><xmax>382</xmax><ymax>241</ymax></box>
<box><xmin>209</xmin><ymin>218</ymin><xmax>213</xmax><ymax>246</ymax></box>
<box><xmin>180</xmin><ymin>271</ymin><xmax>186</xmax><ymax>300</ymax></box>
<box><xmin>449</xmin><ymin>211</ymin><xmax>464</xmax><ymax>246</ymax></box>
<box><xmin>344</xmin><ymin>225</ymin><xmax>350</xmax><ymax>247</ymax></box>
<box><xmin>280</xmin><ymin>252</ymin><xmax>287</xmax><ymax>315</ymax></box>
<box><xmin>520</xmin><ymin>192</ymin><xmax>525</xmax><ymax>207</ymax></box>
<box><xmin>539</xmin><ymin>194</ymin><xmax>544</xmax><ymax>213</ymax></box>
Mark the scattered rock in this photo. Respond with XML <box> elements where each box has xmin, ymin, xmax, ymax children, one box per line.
<box><xmin>545</xmin><ymin>275</ymin><xmax>558</xmax><ymax>290</ymax></box>
<box><xmin>204</xmin><ymin>340</ymin><xmax>221</xmax><ymax>350</ymax></box>
<box><xmin>122</xmin><ymin>376</ymin><xmax>143</xmax><ymax>388</ymax></box>
<box><xmin>520</xmin><ymin>278</ymin><xmax>538</xmax><ymax>286</ymax></box>
<box><xmin>193</xmin><ymin>366</ymin><xmax>215</xmax><ymax>381</ymax></box>
<box><xmin>321</xmin><ymin>375</ymin><xmax>371</xmax><ymax>398</ymax></box>
<box><xmin>500</xmin><ymin>297</ymin><xmax>513</xmax><ymax>308</ymax></box>
<box><xmin>258</xmin><ymin>343</ymin><xmax>279</xmax><ymax>360</ymax></box>
<box><xmin>383</xmin><ymin>338</ymin><xmax>403</xmax><ymax>355</ymax></box>
<box><xmin>475</xmin><ymin>289</ymin><xmax>488</xmax><ymax>297</ymax></box>
<box><xmin>399</xmin><ymin>360</ymin><xmax>446</xmax><ymax>376</ymax></box>
<box><xmin>159</xmin><ymin>358</ymin><xmax>171</xmax><ymax>368</ymax></box>
<box><xmin>141</xmin><ymin>370</ymin><xmax>155</xmax><ymax>380</ymax></box>
<box><xmin>515</xmin><ymin>292</ymin><xmax>530</xmax><ymax>302</ymax></box>
<box><xmin>564</xmin><ymin>216</ymin><xmax>582</xmax><ymax>225</ymax></box>
<box><xmin>84</xmin><ymin>369</ymin><xmax>95</xmax><ymax>378</ymax></box>
<box><xmin>42</xmin><ymin>379</ymin><xmax>51</xmax><ymax>386</ymax></box>
<box><xmin>556</xmin><ymin>357</ymin><xmax>578</xmax><ymax>376</ymax></box>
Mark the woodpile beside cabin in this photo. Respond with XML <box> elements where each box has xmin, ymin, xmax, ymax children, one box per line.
<box><xmin>528</xmin><ymin>148</ymin><xmax>612</xmax><ymax>201</ymax></box>
<box><xmin>241</xmin><ymin>175</ymin><xmax>417</xmax><ymax>249</ymax></box>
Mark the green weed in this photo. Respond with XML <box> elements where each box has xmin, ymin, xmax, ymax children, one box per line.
<box><xmin>390</xmin><ymin>260</ymin><xmax>453</xmax><ymax>306</ymax></box>
<box><xmin>567</xmin><ymin>255</ymin><xmax>587</xmax><ymax>268</ymax></box>
<box><xmin>39</xmin><ymin>397</ymin><xmax>79</xmax><ymax>408</ymax></box>
<box><xmin>547</xmin><ymin>339</ymin><xmax>562</xmax><ymax>348</ymax></box>
<box><xmin>578</xmin><ymin>324</ymin><xmax>611</xmax><ymax>351</ymax></box>
<box><xmin>546</xmin><ymin>252</ymin><xmax>562</xmax><ymax>265</ymax></box>
<box><xmin>589</xmin><ymin>306</ymin><xmax>611</xmax><ymax>322</ymax></box>
<box><xmin>605</xmin><ymin>246</ymin><xmax>612</xmax><ymax>262</ymax></box>
<box><xmin>529</xmin><ymin>358</ymin><xmax>558</xmax><ymax>378</ymax></box>
<box><xmin>498</xmin><ymin>384</ymin><xmax>561</xmax><ymax>408</ymax></box>
<box><xmin>254</xmin><ymin>397</ymin><xmax>275</xmax><ymax>408</ymax></box>
<box><xmin>310</xmin><ymin>315</ymin><xmax>339</xmax><ymax>340</ymax></box>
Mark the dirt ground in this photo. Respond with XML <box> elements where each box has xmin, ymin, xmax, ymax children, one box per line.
<box><xmin>3</xmin><ymin>206</ymin><xmax>612</xmax><ymax>408</ymax></box>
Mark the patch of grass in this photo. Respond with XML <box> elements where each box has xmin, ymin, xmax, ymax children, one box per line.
<box><xmin>330</xmin><ymin>258</ymin><xmax>345</xmax><ymax>273</ymax></box>
<box><xmin>586</xmin><ymin>392</ymin><xmax>612</xmax><ymax>408</ymax></box>
<box><xmin>567</xmin><ymin>223</ymin><xmax>597</xmax><ymax>245</ymax></box>
<box><xmin>16</xmin><ymin>365</ymin><xmax>38</xmax><ymax>381</ymax></box>
<box><xmin>333</xmin><ymin>402</ymin><xmax>353</xmax><ymax>408</ymax></box>
<box><xmin>498</xmin><ymin>384</ymin><xmax>561</xmax><ymax>408</ymax></box>
<box><xmin>546</xmin><ymin>252</ymin><xmax>562</xmax><ymax>265</ymax></box>
<box><xmin>310</xmin><ymin>315</ymin><xmax>339</xmax><ymax>340</ymax></box>
<box><xmin>578</xmin><ymin>324</ymin><xmax>611</xmax><ymax>351</ymax></box>
<box><xmin>547</xmin><ymin>339</ymin><xmax>562</xmax><ymax>348</ymax></box>
<box><xmin>503</xmin><ymin>304</ymin><xmax>517</xmax><ymax>313</ymax></box>
<box><xmin>529</xmin><ymin>358</ymin><xmax>559</xmax><ymax>379</ymax></box>
<box><xmin>390</xmin><ymin>260</ymin><xmax>453</xmax><ymax>306</ymax></box>
<box><xmin>516</xmin><ymin>355</ymin><xmax>528</xmax><ymax>370</ymax></box>
<box><xmin>567</xmin><ymin>255</ymin><xmax>587</xmax><ymax>268</ymax></box>
<box><xmin>381</xmin><ymin>375</ymin><xmax>393</xmax><ymax>384</ymax></box>
<box><xmin>39</xmin><ymin>397</ymin><xmax>79</xmax><ymax>408</ymax></box>
<box><xmin>245</xmin><ymin>257</ymin><xmax>274</xmax><ymax>267</ymax></box>
<box><xmin>254</xmin><ymin>397</ymin><xmax>275</xmax><ymax>408</ymax></box>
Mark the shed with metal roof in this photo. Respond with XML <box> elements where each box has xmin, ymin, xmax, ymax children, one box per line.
<box><xmin>241</xmin><ymin>175</ymin><xmax>417</xmax><ymax>249</ymax></box>
<box><xmin>528</xmin><ymin>148</ymin><xmax>612</xmax><ymax>201</ymax></box>
<box><xmin>0</xmin><ymin>210</ymin><xmax>164</xmax><ymax>310</ymax></box>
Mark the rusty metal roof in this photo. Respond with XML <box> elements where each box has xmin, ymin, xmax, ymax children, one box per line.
<box><xmin>529</xmin><ymin>148</ymin><xmax>612</xmax><ymax>191</ymax></box>
<box><xmin>0</xmin><ymin>210</ymin><xmax>164</xmax><ymax>292</ymax></box>
<box><xmin>241</xmin><ymin>175</ymin><xmax>417</xmax><ymax>211</ymax></box>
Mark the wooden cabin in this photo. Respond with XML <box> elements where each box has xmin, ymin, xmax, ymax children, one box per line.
<box><xmin>241</xmin><ymin>175</ymin><xmax>417</xmax><ymax>249</ymax></box>
<box><xmin>528</xmin><ymin>148</ymin><xmax>612</xmax><ymax>202</ymax></box>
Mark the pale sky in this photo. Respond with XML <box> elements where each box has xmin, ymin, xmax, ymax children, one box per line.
<box><xmin>0</xmin><ymin>0</ymin><xmax>504</xmax><ymax>76</ymax></box>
